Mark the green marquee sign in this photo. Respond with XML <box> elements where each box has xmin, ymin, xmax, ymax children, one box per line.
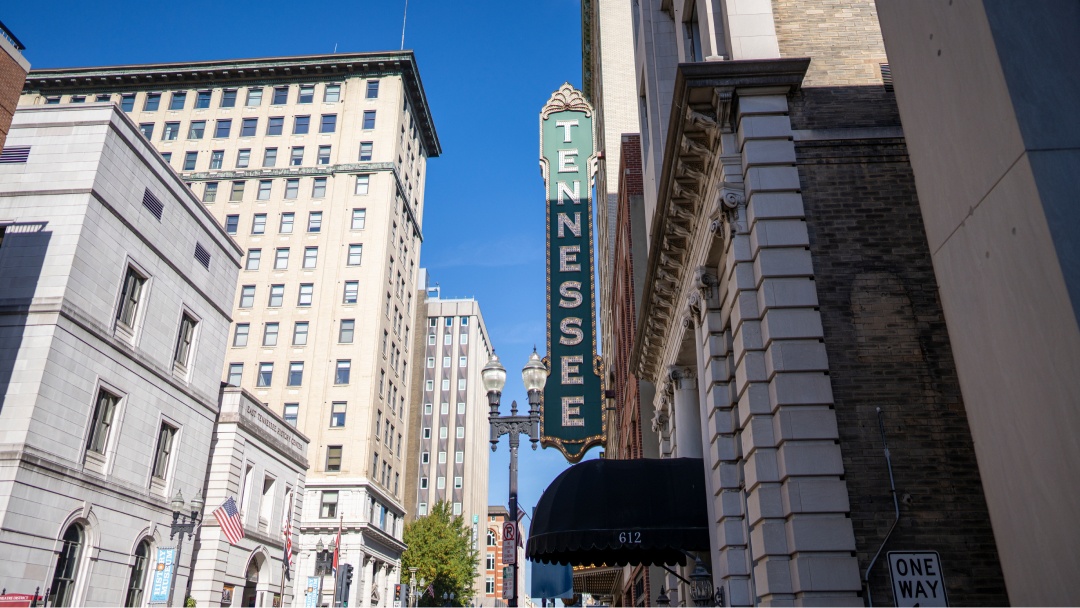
<box><xmin>540</xmin><ymin>83</ymin><xmax>605</xmax><ymax>463</ymax></box>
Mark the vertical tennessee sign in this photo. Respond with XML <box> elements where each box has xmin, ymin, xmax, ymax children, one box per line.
<box><xmin>540</xmin><ymin>83</ymin><xmax>605</xmax><ymax>463</ymax></box>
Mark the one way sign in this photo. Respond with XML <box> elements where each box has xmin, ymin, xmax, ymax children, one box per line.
<box><xmin>888</xmin><ymin>551</ymin><xmax>948</xmax><ymax>607</ymax></box>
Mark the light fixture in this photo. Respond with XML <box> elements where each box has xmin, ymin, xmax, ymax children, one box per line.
<box><xmin>190</xmin><ymin>489</ymin><xmax>204</xmax><ymax>517</ymax></box>
<box><xmin>170</xmin><ymin>490</ymin><xmax>185</xmax><ymax>514</ymax></box>
<box><xmin>656</xmin><ymin>585</ymin><xmax>671</xmax><ymax>607</ymax></box>
<box><xmin>521</xmin><ymin>349</ymin><xmax>547</xmax><ymax>394</ymax></box>
<box><xmin>689</xmin><ymin>556</ymin><xmax>718</xmax><ymax>607</ymax></box>
<box><xmin>482</xmin><ymin>353</ymin><xmax>507</xmax><ymax>416</ymax></box>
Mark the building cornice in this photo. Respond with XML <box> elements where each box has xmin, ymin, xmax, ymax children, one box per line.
<box><xmin>22</xmin><ymin>51</ymin><xmax>442</xmax><ymax>158</ymax></box>
<box><xmin>630</xmin><ymin>58</ymin><xmax>810</xmax><ymax>379</ymax></box>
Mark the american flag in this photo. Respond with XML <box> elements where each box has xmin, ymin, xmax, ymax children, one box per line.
<box><xmin>213</xmin><ymin>497</ymin><xmax>245</xmax><ymax>545</ymax></box>
<box><xmin>282</xmin><ymin>494</ymin><xmax>293</xmax><ymax>580</ymax></box>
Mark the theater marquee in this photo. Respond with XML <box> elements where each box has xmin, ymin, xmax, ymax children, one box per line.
<box><xmin>540</xmin><ymin>83</ymin><xmax>605</xmax><ymax>463</ymax></box>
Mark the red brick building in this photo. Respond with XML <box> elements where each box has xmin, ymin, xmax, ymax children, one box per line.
<box><xmin>0</xmin><ymin>21</ymin><xmax>29</xmax><ymax>150</ymax></box>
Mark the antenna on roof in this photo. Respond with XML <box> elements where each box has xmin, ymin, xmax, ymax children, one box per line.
<box><xmin>333</xmin><ymin>43</ymin><xmax>338</xmax><ymax>53</ymax></box>
<box><xmin>400</xmin><ymin>0</ymin><xmax>409</xmax><ymax>50</ymax></box>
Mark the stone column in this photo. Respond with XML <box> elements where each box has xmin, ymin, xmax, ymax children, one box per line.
<box><xmin>359</xmin><ymin>556</ymin><xmax>375</xmax><ymax>608</ymax></box>
<box><xmin>670</xmin><ymin>366</ymin><xmax>702</xmax><ymax>458</ymax></box>
<box><xmin>651</xmin><ymin>392</ymin><xmax>672</xmax><ymax>458</ymax></box>
<box><xmin>735</xmin><ymin>92</ymin><xmax>859</xmax><ymax>605</ymax></box>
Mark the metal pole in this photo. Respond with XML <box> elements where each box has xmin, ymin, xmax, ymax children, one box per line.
<box><xmin>168</xmin><ymin>531</ymin><xmax>184</xmax><ymax>607</ymax></box>
<box><xmin>509</xmin><ymin>432</ymin><xmax>519</xmax><ymax>608</ymax></box>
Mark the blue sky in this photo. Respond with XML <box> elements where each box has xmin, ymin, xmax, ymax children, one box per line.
<box><xmin>5</xmin><ymin>0</ymin><xmax>597</xmax><ymax>578</ymax></box>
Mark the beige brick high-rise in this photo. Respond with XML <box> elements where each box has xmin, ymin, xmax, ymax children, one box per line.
<box><xmin>20</xmin><ymin>51</ymin><xmax>440</xmax><ymax>607</ymax></box>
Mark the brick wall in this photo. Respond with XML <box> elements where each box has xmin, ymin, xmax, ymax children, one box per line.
<box><xmin>796</xmin><ymin>136</ymin><xmax>1008</xmax><ymax>605</ymax></box>
<box><xmin>0</xmin><ymin>48</ymin><xmax>29</xmax><ymax>149</ymax></box>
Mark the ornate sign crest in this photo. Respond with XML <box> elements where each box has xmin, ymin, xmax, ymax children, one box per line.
<box><xmin>540</xmin><ymin>83</ymin><xmax>605</xmax><ymax>463</ymax></box>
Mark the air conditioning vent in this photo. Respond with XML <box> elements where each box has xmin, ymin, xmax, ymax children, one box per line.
<box><xmin>194</xmin><ymin>242</ymin><xmax>211</xmax><ymax>269</ymax></box>
<box><xmin>0</xmin><ymin>146</ymin><xmax>30</xmax><ymax>164</ymax></box>
<box><xmin>142</xmin><ymin>188</ymin><xmax>164</xmax><ymax>220</ymax></box>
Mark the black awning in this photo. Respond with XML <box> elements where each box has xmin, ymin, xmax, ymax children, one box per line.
<box><xmin>526</xmin><ymin>457</ymin><xmax>710</xmax><ymax>567</ymax></box>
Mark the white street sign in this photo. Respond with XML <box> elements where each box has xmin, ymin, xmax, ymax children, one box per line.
<box><xmin>502</xmin><ymin>521</ymin><xmax>517</xmax><ymax>565</ymax></box>
<box><xmin>888</xmin><ymin>551</ymin><xmax>948</xmax><ymax>607</ymax></box>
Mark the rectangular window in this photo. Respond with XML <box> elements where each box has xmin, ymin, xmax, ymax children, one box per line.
<box><xmin>280</xmin><ymin>213</ymin><xmax>294</xmax><ymax>233</ymax></box>
<box><xmin>95</xmin><ymin>93</ymin><xmax>112</xmax><ymax>103</ymax></box>
<box><xmin>423</xmin><ymin>428</ymin><xmax>431</xmax><ymax>439</ymax></box>
<box><xmin>320</xmin><ymin>114</ymin><xmax>337</xmax><ymax>133</ymax></box>
<box><xmin>274</xmin><ymin>248</ymin><xmax>289</xmax><ymax>269</ymax></box>
<box><xmin>263</xmin><ymin>322</ymin><xmax>279</xmax><ymax>346</ymax></box>
<box><xmin>238</xmin><ymin>285</ymin><xmax>255</xmax><ymax>308</ymax></box>
<box><xmin>195</xmin><ymin>90</ymin><xmax>211</xmax><ymax>108</ymax></box>
<box><xmin>351</xmin><ymin>209</ymin><xmax>366</xmax><ymax>230</ymax></box>
<box><xmin>246</xmin><ymin>87</ymin><xmax>263</xmax><ymax>106</ymax></box>
<box><xmin>293</xmin><ymin>321</ymin><xmax>309</xmax><ymax>346</ymax></box>
<box><xmin>303</xmin><ymin>246</ymin><xmax>318</xmax><ymax>268</ymax></box>
<box><xmin>120</xmin><ymin>94</ymin><xmax>136</xmax><ymax>112</ymax></box>
<box><xmin>290</xmin><ymin>146</ymin><xmax>304</xmax><ymax>165</ymax></box>
<box><xmin>263</xmin><ymin>147</ymin><xmax>278</xmax><ymax>167</ymax></box>
<box><xmin>86</xmin><ymin>388</ymin><xmax>119</xmax><ymax>455</ymax></box>
<box><xmin>293</xmin><ymin>115</ymin><xmax>310</xmax><ymax>135</ymax></box>
<box><xmin>331</xmin><ymin>401</ymin><xmax>347</xmax><ymax>426</ymax></box>
<box><xmin>440</xmin><ymin>402</ymin><xmax>449</xmax><ymax>414</ymax></box>
<box><xmin>312</xmin><ymin>177</ymin><xmax>327</xmax><ymax>198</ymax></box>
<box><xmin>326</xmin><ymin>446</ymin><xmax>342</xmax><ymax>471</ymax></box>
<box><xmin>230</xmin><ymin>181</ymin><xmax>245</xmax><ymax>202</ymax></box>
<box><xmin>354</xmin><ymin>174</ymin><xmax>370</xmax><ymax>195</ymax></box>
<box><xmin>442</xmin><ymin>379</ymin><xmax>450</xmax><ymax>390</ymax></box>
<box><xmin>420</xmin><ymin>477</ymin><xmax>428</xmax><ymax>489</ymax></box>
<box><xmin>182</xmin><ymin>151</ymin><xmax>198</xmax><ymax>171</ymax></box>
<box><xmin>241</xmin><ymin>117</ymin><xmax>258</xmax><ymax>137</ymax></box>
<box><xmin>267</xmin><ymin>116</ymin><xmax>284</xmax><ymax>136</ymax></box>
<box><xmin>236</xmin><ymin>149</ymin><xmax>250</xmax><ymax>168</ymax></box>
<box><xmin>339</xmin><ymin>319</ymin><xmax>355</xmax><ymax>343</ymax></box>
<box><xmin>443</xmin><ymin>356</ymin><xmax>451</xmax><ymax>368</ymax></box>
<box><xmin>307</xmin><ymin>212</ymin><xmax>322</xmax><ymax>233</ymax></box>
<box><xmin>284</xmin><ymin>179</ymin><xmax>299</xmax><ymax>199</ymax></box>
<box><xmin>214</xmin><ymin>119</ymin><xmax>232</xmax><ymax>138</ymax></box>
<box><xmin>343</xmin><ymin>281</ymin><xmax>358</xmax><ymax>304</ymax></box>
<box><xmin>233</xmin><ymin>323</ymin><xmax>249</xmax><ymax>346</ymax></box>
<box><xmin>428</xmin><ymin>335</ymin><xmax>436</xmax><ymax>345</ymax></box>
<box><xmin>438</xmin><ymin>451</ymin><xmax>447</xmax><ymax>464</ymax></box>
<box><xmin>144</xmin><ymin>92</ymin><xmax>161</xmax><ymax>111</ymax></box>
<box><xmin>188</xmin><ymin>121</ymin><xmax>205</xmax><ymax>139</ymax></box>
<box><xmin>459</xmin><ymin>356</ymin><xmax>467</xmax><ymax>367</ymax></box>
<box><xmin>257</xmin><ymin>180</ymin><xmax>272</xmax><ymax>200</ymax></box>
<box><xmin>227</xmin><ymin>363</ymin><xmax>243</xmax><ymax>386</ymax></box>
<box><xmin>320</xmin><ymin>491</ymin><xmax>338</xmax><ymax>517</ymax></box>
<box><xmin>139</xmin><ymin>123</ymin><xmax>154</xmax><ymax>139</ymax></box>
<box><xmin>252</xmin><ymin>213</ymin><xmax>266</xmax><ymax>234</ymax></box>
<box><xmin>421</xmin><ymin>452</ymin><xmax>429</xmax><ymax>464</ymax></box>
<box><xmin>162</xmin><ymin>122</ymin><xmax>179</xmax><ymax>140</ymax></box>
<box><xmin>268</xmin><ymin>284</ymin><xmax>284</xmax><ymax>307</ymax></box>
<box><xmin>221</xmin><ymin>89</ymin><xmax>237</xmax><ymax>108</ymax></box>
<box><xmin>173</xmin><ymin>313</ymin><xmax>198</xmax><ymax>370</ymax></box>
<box><xmin>454</xmin><ymin>476</ymin><xmax>462</xmax><ymax>489</ymax></box>
<box><xmin>272</xmin><ymin>86</ymin><xmax>289</xmax><ymax>105</ymax></box>
<box><xmin>366</xmin><ymin>80</ymin><xmax>380</xmax><ymax>99</ymax></box>
<box><xmin>210</xmin><ymin>150</ymin><xmax>224</xmax><ymax>169</ymax></box>
<box><xmin>362</xmin><ymin>110</ymin><xmax>376</xmax><ymax>129</ymax></box>
<box><xmin>347</xmin><ymin>244</ymin><xmax>363</xmax><ymax>266</ymax></box>
<box><xmin>324</xmin><ymin>84</ymin><xmax>341</xmax><ymax>102</ymax></box>
<box><xmin>439</xmin><ymin>427</ymin><xmax>448</xmax><ymax>439</ymax></box>
<box><xmin>359</xmin><ymin>141</ymin><xmax>373</xmax><ymax>161</ymax></box>
<box><xmin>298</xmin><ymin>284</ymin><xmax>313</xmax><ymax>306</ymax></box>
<box><xmin>151</xmin><ymin>424</ymin><xmax>177</xmax><ymax>479</ymax></box>
<box><xmin>245</xmin><ymin>249</ymin><xmax>261</xmax><ymax>270</ymax></box>
<box><xmin>456</xmin><ymin>427</ymin><xmax>464</xmax><ymax>439</ymax></box>
<box><xmin>298</xmin><ymin>85</ymin><xmax>315</xmax><ymax>104</ymax></box>
<box><xmin>44</xmin><ymin>96</ymin><xmax>61</xmax><ymax>104</ymax></box>
<box><xmin>317</xmin><ymin>145</ymin><xmax>331</xmax><ymax>165</ymax></box>
<box><xmin>287</xmin><ymin>362</ymin><xmax>304</xmax><ymax>386</ymax></box>
<box><xmin>335</xmin><ymin>360</ymin><xmax>351</xmax><ymax>385</ymax></box>
<box><xmin>169</xmin><ymin>92</ymin><xmax>187</xmax><ymax>110</ymax></box>
<box><xmin>458</xmin><ymin>379</ymin><xmax>466</xmax><ymax>390</ymax></box>
<box><xmin>283</xmin><ymin>403</ymin><xmax>298</xmax><ymax>426</ymax></box>
<box><xmin>70</xmin><ymin>95</ymin><xmax>86</xmax><ymax>103</ymax></box>
<box><xmin>115</xmin><ymin>266</ymin><xmax>147</xmax><ymax>330</ymax></box>
<box><xmin>425</xmin><ymin>380</ymin><xmax>434</xmax><ymax>391</ymax></box>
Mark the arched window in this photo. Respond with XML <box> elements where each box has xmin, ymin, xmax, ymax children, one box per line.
<box><xmin>125</xmin><ymin>539</ymin><xmax>151</xmax><ymax>607</ymax></box>
<box><xmin>487</xmin><ymin>529</ymin><xmax>496</xmax><ymax>547</ymax></box>
<box><xmin>50</xmin><ymin>523</ymin><xmax>84</xmax><ymax>606</ymax></box>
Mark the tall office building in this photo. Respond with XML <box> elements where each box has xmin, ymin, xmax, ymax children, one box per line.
<box><xmin>409</xmin><ymin>285</ymin><xmax>494</xmax><ymax>601</ymax></box>
<box><xmin>20</xmin><ymin>51</ymin><xmax>441</xmax><ymax>607</ymax></box>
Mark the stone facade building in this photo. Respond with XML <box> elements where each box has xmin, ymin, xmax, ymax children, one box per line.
<box><xmin>20</xmin><ymin>51</ymin><xmax>441</xmax><ymax>607</ymax></box>
<box><xmin>0</xmin><ymin>103</ymin><xmax>241</xmax><ymax>605</ymax></box>
<box><xmin>586</xmin><ymin>0</ymin><xmax>1010</xmax><ymax>605</ymax></box>
<box><xmin>875</xmin><ymin>3</ymin><xmax>1080</xmax><ymax>604</ymax></box>
<box><xmin>189</xmin><ymin>386</ymin><xmax>309</xmax><ymax>608</ymax></box>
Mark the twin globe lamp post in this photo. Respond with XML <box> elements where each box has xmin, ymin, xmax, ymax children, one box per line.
<box><xmin>482</xmin><ymin>350</ymin><xmax>547</xmax><ymax>608</ymax></box>
<box><xmin>167</xmin><ymin>489</ymin><xmax>204</xmax><ymax>607</ymax></box>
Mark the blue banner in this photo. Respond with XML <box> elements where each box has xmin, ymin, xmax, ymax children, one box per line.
<box><xmin>149</xmin><ymin>546</ymin><xmax>176</xmax><ymax>603</ymax></box>
<box><xmin>305</xmin><ymin>576</ymin><xmax>321</xmax><ymax>608</ymax></box>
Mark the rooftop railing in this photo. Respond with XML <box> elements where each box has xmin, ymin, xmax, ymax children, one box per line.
<box><xmin>0</xmin><ymin>19</ymin><xmax>26</xmax><ymax>52</ymax></box>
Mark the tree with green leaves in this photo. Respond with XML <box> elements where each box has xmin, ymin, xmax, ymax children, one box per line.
<box><xmin>402</xmin><ymin>501</ymin><xmax>479</xmax><ymax>607</ymax></box>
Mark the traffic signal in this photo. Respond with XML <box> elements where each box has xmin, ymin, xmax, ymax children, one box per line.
<box><xmin>394</xmin><ymin>583</ymin><xmax>402</xmax><ymax>602</ymax></box>
<box><xmin>344</xmin><ymin>563</ymin><xmax>354</xmax><ymax>589</ymax></box>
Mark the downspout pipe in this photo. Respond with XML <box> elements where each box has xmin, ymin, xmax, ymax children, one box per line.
<box><xmin>864</xmin><ymin>407</ymin><xmax>900</xmax><ymax>607</ymax></box>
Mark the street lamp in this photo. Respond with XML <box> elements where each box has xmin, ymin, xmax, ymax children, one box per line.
<box><xmin>315</xmin><ymin>538</ymin><xmax>335</xmax><ymax>576</ymax></box>
<box><xmin>485</xmin><ymin>350</ymin><xmax>546</xmax><ymax>608</ymax></box>
<box><xmin>167</xmin><ymin>489</ymin><xmax>203</xmax><ymax>607</ymax></box>
<box><xmin>655</xmin><ymin>585</ymin><xmax>671</xmax><ymax>607</ymax></box>
<box><xmin>408</xmin><ymin>567</ymin><xmax>418</xmax><ymax>608</ymax></box>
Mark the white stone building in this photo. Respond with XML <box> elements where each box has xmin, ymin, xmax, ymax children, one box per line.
<box><xmin>20</xmin><ymin>51</ymin><xmax>441</xmax><ymax>607</ymax></box>
<box><xmin>188</xmin><ymin>386</ymin><xmax>309</xmax><ymax>608</ymax></box>
<box><xmin>412</xmin><ymin>293</ymin><xmax>493</xmax><ymax>601</ymax></box>
<box><xmin>0</xmin><ymin>103</ymin><xmax>241</xmax><ymax>606</ymax></box>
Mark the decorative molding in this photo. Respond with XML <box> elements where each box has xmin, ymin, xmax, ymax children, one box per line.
<box><xmin>541</xmin><ymin>82</ymin><xmax>594</xmax><ymax>119</ymax></box>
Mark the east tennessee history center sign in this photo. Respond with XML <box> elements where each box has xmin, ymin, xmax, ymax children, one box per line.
<box><xmin>540</xmin><ymin>83</ymin><xmax>605</xmax><ymax>463</ymax></box>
